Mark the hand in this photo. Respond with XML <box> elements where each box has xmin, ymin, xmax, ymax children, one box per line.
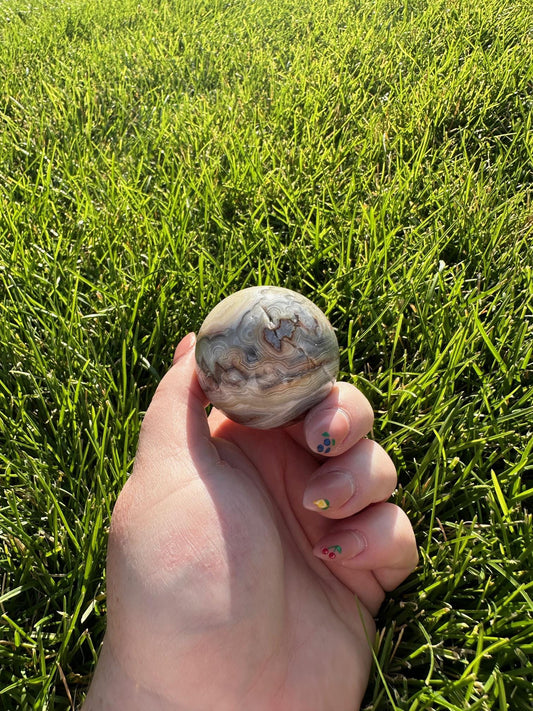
<box><xmin>84</xmin><ymin>333</ymin><xmax>418</xmax><ymax>711</ymax></box>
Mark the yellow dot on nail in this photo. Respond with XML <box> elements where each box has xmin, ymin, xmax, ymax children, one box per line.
<box><xmin>313</xmin><ymin>498</ymin><xmax>330</xmax><ymax>510</ymax></box>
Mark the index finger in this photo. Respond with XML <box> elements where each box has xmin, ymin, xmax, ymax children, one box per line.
<box><xmin>285</xmin><ymin>381</ymin><xmax>374</xmax><ymax>457</ymax></box>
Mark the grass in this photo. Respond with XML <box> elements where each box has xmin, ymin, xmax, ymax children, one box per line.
<box><xmin>0</xmin><ymin>0</ymin><xmax>532</xmax><ymax>707</ymax></box>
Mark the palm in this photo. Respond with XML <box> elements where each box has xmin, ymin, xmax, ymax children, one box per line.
<box><xmin>88</xmin><ymin>338</ymin><xmax>417</xmax><ymax>711</ymax></box>
<box><xmin>106</xmin><ymin>417</ymin><xmax>375</xmax><ymax>711</ymax></box>
<box><xmin>212</xmin><ymin>416</ymin><xmax>391</xmax><ymax>613</ymax></box>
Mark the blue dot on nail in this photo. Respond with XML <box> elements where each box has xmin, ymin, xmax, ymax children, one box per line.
<box><xmin>324</xmin><ymin>438</ymin><xmax>331</xmax><ymax>446</ymax></box>
<box><xmin>325</xmin><ymin>447</ymin><xmax>331</xmax><ymax>454</ymax></box>
<box><xmin>317</xmin><ymin>444</ymin><xmax>324</xmax><ymax>452</ymax></box>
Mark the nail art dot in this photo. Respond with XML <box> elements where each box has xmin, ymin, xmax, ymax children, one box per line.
<box><xmin>317</xmin><ymin>432</ymin><xmax>335</xmax><ymax>454</ymax></box>
<box><xmin>322</xmin><ymin>544</ymin><xmax>342</xmax><ymax>560</ymax></box>
<box><xmin>313</xmin><ymin>498</ymin><xmax>330</xmax><ymax>510</ymax></box>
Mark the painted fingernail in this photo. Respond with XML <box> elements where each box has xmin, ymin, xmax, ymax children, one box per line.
<box><xmin>308</xmin><ymin>408</ymin><xmax>351</xmax><ymax>455</ymax></box>
<box><xmin>303</xmin><ymin>471</ymin><xmax>355</xmax><ymax>512</ymax></box>
<box><xmin>313</xmin><ymin>531</ymin><xmax>366</xmax><ymax>561</ymax></box>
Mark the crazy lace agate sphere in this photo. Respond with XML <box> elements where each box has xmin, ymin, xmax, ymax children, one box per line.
<box><xmin>195</xmin><ymin>286</ymin><xmax>339</xmax><ymax>429</ymax></box>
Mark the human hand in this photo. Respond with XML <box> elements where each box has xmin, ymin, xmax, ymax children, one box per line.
<box><xmin>84</xmin><ymin>333</ymin><xmax>418</xmax><ymax>711</ymax></box>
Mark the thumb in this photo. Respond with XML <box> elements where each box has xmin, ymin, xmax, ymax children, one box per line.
<box><xmin>131</xmin><ymin>333</ymin><xmax>220</xmax><ymax>490</ymax></box>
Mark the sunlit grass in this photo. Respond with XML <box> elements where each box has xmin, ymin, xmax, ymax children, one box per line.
<box><xmin>1</xmin><ymin>0</ymin><xmax>532</xmax><ymax>708</ymax></box>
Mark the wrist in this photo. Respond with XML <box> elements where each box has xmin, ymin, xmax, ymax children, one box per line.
<box><xmin>83</xmin><ymin>638</ymin><xmax>183</xmax><ymax>711</ymax></box>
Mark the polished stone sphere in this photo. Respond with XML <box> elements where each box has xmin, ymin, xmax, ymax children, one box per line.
<box><xmin>195</xmin><ymin>286</ymin><xmax>339</xmax><ymax>428</ymax></box>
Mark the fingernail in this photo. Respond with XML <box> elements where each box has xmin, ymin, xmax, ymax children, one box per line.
<box><xmin>308</xmin><ymin>408</ymin><xmax>351</xmax><ymax>455</ymax></box>
<box><xmin>313</xmin><ymin>531</ymin><xmax>366</xmax><ymax>562</ymax></box>
<box><xmin>173</xmin><ymin>332</ymin><xmax>196</xmax><ymax>363</ymax></box>
<box><xmin>303</xmin><ymin>471</ymin><xmax>355</xmax><ymax>512</ymax></box>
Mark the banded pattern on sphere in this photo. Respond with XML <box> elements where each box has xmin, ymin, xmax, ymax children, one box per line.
<box><xmin>195</xmin><ymin>286</ymin><xmax>339</xmax><ymax>429</ymax></box>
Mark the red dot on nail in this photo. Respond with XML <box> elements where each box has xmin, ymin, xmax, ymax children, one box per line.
<box><xmin>322</xmin><ymin>547</ymin><xmax>329</xmax><ymax>556</ymax></box>
<box><xmin>329</xmin><ymin>552</ymin><xmax>336</xmax><ymax>559</ymax></box>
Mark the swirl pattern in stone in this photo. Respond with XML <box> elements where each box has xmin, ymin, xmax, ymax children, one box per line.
<box><xmin>195</xmin><ymin>286</ymin><xmax>339</xmax><ymax>428</ymax></box>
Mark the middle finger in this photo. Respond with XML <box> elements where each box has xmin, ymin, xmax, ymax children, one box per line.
<box><xmin>302</xmin><ymin>438</ymin><xmax>397</xmax><ymax>519</ymax></box>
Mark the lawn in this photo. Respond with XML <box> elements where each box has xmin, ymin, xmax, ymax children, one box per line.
<box><xmin>0</xmin><ymin>0</ymin><xmax>532</xmax><ymax>708</ymax></box>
